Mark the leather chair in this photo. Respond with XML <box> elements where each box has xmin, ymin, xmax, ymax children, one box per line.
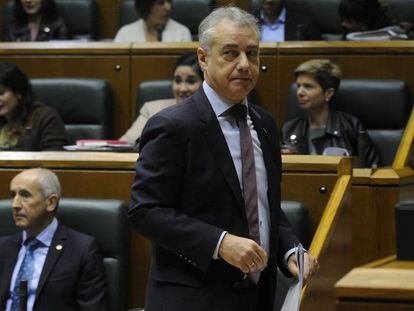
<box><xmin>292</xmin><ymin>0</ymin><xmax>342</xmax><ymax>41</ymax></box>
<box><xmin>274</xmin><ymin>200</ymin><xmax>310</xmax><ymax>310</ymax></box>
<box><xmin>31</xmin><ymin>78</ymin><xmax>113</xmax><ymax>144</ymax></box>
<box><xmin>0</xmin><ymin>198</ymin><xmax>130</xmax><ymax>311</ymax></box>
<box><xmin>388</xmin><ymin>0</ymin><xmax>414</xmax><ymax>24</ymax></box>
<box><xmin>135</xmin><ymin>79</ymin><xmax>173</xmax><ymax>117</ymax></box>
<box><xmin>118</xmin><ymin>0</ymin><xmax>215</xmax><ymax>40</ymax></box>
<box><xmin>286</xmin><ymin>79</ymin><xmax>412</xmax><ymax>166</ymax></box>
<box><xmin>170</xmin><ymin>0</ymin><xmax>215</xmax><ymax>40</ymax></box>
<box><xmin>3</xmin><ymin>0</ymin><xmax>100</xmax><ymax>40</ymax></box>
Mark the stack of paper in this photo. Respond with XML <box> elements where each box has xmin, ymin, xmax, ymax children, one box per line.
<box><xmin>281</xmin><ymin>244</ymin><xmax>304</xmax><ymax>311</ymax></box>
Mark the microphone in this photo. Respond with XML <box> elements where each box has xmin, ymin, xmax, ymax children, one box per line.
<box><xmin>19</xmin><ymin>280</ymin><xmax>28</xmax><ymax>311</ymax></box>
<box><xmin>156</xmin><ymin>26</ymin><xmax>164</xmax><ymax>42</ymax></box>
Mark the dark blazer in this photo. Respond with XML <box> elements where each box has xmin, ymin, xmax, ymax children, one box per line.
<box><xmin>3</xmin><ymin>17</ymin><xmax>68</xmax><ymax>41</ymax></box>
<box><xmin>0</xmin><ymin>224</ymin><xmax>108</xmax><ymax>311</ymax></box>
<box><xmin>129</xmin><ymin>88</ymin><xmax>299</xmax><ymax>311</ymax></box>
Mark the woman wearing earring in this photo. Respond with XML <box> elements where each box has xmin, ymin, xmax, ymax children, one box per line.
<box><xmin>114</xmin><ymin>0</ymin><xmax>191</xmax><ymax>42</ymax></box>
<box><xmin>4</xmin><ymin>0</ymin><xmax>67</xmax><ymax>41</ymax></box>
<box><xmin>281</xmin><ymin>59</ymin><xmax>378</xmax><ymax>167</ymax></box>
<box><xmin>0</xmin><ymin>62</ymin><xmax>68</xmax><ymax>150</ymax></box>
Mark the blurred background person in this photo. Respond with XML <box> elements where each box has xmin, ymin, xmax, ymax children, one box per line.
<box><xmin>258</xmin><ymin>0</ymin><xmax>320</xmax><ymax>41</ymax></box>
<box><xmin>3</xmin><ymin>0</ymin><xmax>68</xmax><ymax>41</ymax></box>
<box><xmin>114</xmin><ymin>0</ymin><xmax>191</xmax><ymax>42</ymax></box>
<box><xmin>120</xmin><ymin>52</ymin><xmax>202</xmax><ymax>145</ymax></box>
<box><xmin>0</xmin><ymin>62</ymin><xmax>68</xmax><ymax>150</ymax></box>
<box><xmin>281</xmin><ymin>59</ymin><xmax>378</xmax><ymax>167</ymax></box>
<box><xmin>338</xmin><ymin>0</ymin><xmax>413</xmax><ymax>40</ymax></box>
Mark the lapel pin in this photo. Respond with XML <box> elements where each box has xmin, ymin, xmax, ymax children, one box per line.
<box><xmin>56</xmin><ymin>244</ymin><xmax>63</xmax><ymax>251</ymax></box>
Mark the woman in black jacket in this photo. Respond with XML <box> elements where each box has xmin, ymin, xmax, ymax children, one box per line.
<box><xmin>4</xmin><ymin>0</ymin><xmax>67</xmax><ymax>41</ymax></box>
<box><xmin>281</xmin><ymin>59</ymin><xmax>379</xmax><ymax>167</ymax></box>
<box><xmin>0</xmin><ymin>62</ymin><xmax>68</xmax><ymax>150</ymax></box>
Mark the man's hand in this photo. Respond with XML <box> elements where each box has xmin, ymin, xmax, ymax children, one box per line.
<box><xmin>218</xmin><ymin>233</ymin><xmax>268</xmax><ymax>273</ymax></box>
<box><xmin>287</xmin><ymin>252</ymin><xmax>319</xmax><ymax>285</ymax></box>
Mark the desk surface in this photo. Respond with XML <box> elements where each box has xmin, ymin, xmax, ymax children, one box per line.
<box><xmin>336</xmin><ymin>256</ymin><xmax>414</xmax><ymax>301</ymax></box>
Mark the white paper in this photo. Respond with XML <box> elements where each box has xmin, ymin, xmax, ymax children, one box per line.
<box><xmin>281</xmin><ymin>244</ymin><xmax>304</xmax><ymax>311</ymax></box>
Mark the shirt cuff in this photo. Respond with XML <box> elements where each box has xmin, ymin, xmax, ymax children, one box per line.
<box><xmin>213</xmin><ymin>231</ymin><xmax>227</xmax><ymax>259</ymax></box>
<box><xmin>283</xmin><ymin>246</ymin><xmax>308</xmax><ymax>266</ymax></box>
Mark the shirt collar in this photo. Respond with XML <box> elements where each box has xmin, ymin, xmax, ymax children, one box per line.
<box><xmin>260</xmin><ymin>8</ymin><xmax>286</xmax><ymax>26</ymax></box>
<box><xmin>202</xmin><ymin>81</ymin><xmax>248</xmax><ymax>118</ymax></box>
<box><xmin>22</xmin><ymin>217</ymin><xmax>58</xmax><ymax>247</ymax></box>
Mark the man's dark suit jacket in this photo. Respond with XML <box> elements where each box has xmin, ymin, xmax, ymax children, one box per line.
<box><xmin>129</xmin><ymin>88</ymin><xmax>299</xmax><ymax>311</ymax></box>
<box><xmin>0</xmin><ymin>223</ymin><xmax>108</xmax><ymax>311</ymax></box>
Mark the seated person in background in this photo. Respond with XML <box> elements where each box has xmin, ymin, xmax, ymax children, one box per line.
<box><xmin>3</xmin><ymin>0</ymin><xmax>68</xmax><ymax>41</ymax></box>
<box><xmin>0</xmin><ymin>168</ymin><xmax>108</xmax><ymax>310</ymax></box>
<box><xmin>338</xmin><ymin>0</ymin><xmax>414</xmax><ymax>40</ymax></box>
<box><xmin>281</xmin><ymin>59</ymin><xmax>379</xmax><ymax>167</ymax></box>
<box><xmin>258</xmin><ymin>0</ymin><xmax>320</xmax><ymax>41</ymax></box>
<box><xmin>114</xmin><ymin>0</ymin><xmax>191</xmax><ymax>42</ymax></box>
<box><xmin>0</xmin><ymin>62</ymin><xmax>68</xmax><ymax>150</ymax></box>
<box><xmin>120</xmin><ymin>52</ymin><xmax>203</xmax><ymax>144</ymax></box>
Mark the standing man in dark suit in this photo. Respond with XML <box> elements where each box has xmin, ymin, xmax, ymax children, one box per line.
<box><xmin>0</xmin><ymin>168</ymin><xmax>108</xmax><ymax>311</ymax></box>
<box><xmin>129</xmin><ymin>6</ymin><xmax>319</xmax><ymax>311</ymax></box>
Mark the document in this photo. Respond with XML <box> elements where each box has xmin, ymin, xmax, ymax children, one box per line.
<box><xmin>281</xmin><ymin>244</ymin><xmax>304</xmax><ymax>311</ymax></box>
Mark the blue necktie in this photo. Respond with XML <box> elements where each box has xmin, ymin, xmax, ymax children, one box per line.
<box><xmin>10</xmin><ymin>238</ymin><xmax>42</xmax><ymax>311</ymax></box>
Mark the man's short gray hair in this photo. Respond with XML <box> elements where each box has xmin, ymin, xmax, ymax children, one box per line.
<box><xmin>199</xmin><ymin>6</ymin><xmax>260</xmax><ymax>53</ymax></box>
<box><xmin>34</xmin><ymin>168</ymin><xmax>61</xmax><ymax>198</ymax></box>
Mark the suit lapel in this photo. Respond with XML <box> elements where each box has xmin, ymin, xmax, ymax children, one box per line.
<box><xmin>35</xmin><ymin>224</ymin><xmax>67</xmax><ymax>300</ymax></box>
<box><xmin>194</xmin><ymin>89</ymin><xmax>245</xmax><ymax>214</ymax></box>
<box><xmin>0</xmin><ymin>234</ymin><xmax>21</xmax><ymax>307</ymax></box>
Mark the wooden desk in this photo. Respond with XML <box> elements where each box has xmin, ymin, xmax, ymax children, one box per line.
<box><xmin>335</xmin><ymin>256</ymin><xmax>414</xmax><ymax>311</ymax></box>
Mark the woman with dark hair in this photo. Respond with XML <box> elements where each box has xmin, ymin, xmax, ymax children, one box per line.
<box><xmin>0</xmin><ymin>62</ymin><xmax>68</xmax><ymax>150</ymax></box>
<box><xmin>120</xmin><ymin>52</ymin><xmax>203</xmax><ymax>144</ymax></box>
<box><xmin>114</xmin><ymin>0</ymin><xmax>191</xmax><ymax>42</ymax></box>
<box><xmin>338</xmin><ymin>0</ymin><xmax>413</xmax><ymax>40</ymax></box>
<box><xmin>281</xmin><ymin>59</ymin><xmax>378</xmax><ymax>167</ymax></box>
<box><xmin>3</xmin><ymin>0</ymin><xmax>68</xmax><ymax>41</ymax></box>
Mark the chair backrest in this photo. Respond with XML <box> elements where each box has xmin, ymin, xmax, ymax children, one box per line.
<box><xmin>388</xmin><ymin>0</ymin><xmax>414</xmax><ymax>24</ymax></box>
<box><xmin>3</xmin><ymin>0</ymin><xmax>99</xmax><ymax>40</ymax></box>
<box><xmin>136</xmin><ymin>80</ymin><xmax>173</xmax><ymax>117</ymax></box>
<box><xmin>31</xmin><ymin>78</ymin><xmax>112</xmax><ymax>144</ymax></box>
<box><xmin>56</xmin><ymin>0</ymin><xmax>100</xmax><ymax>40</ymax></box>
<box><xmin>294</xmin><ymin>0</ymin><xmax>342</xmax><ymax>41</ymax></box>
<box><xmin>0</xmin><ymin>198</ymin><xmax>130</xmax><ymax>311</ymax></box>
<box><xmin>286</xmin><ymin>79</ymin><xmax>412</xmax><ymax>166</ymax></box>
<box><xmin>170</xmin><ymin>0</ymin><xmax>214</xmax><ymax>40</ymax></box>
<box><xmin>118</xmin><ymin>0</ymin><xmax>214</xmax><ymax>40</ymax></box>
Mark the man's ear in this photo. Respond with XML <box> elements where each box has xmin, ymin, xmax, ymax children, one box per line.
<box><xmin>46</xmin><ymin>194</ymin><xmax>59</xmax><ymax>213</ymax></box>
<box><xmin>197</xmin><ymin>47</ymin><xmax>207</xmax><ymax>72</ymax></box>
<box><xmin>325</xmin><ymin>88</ymin><xmax>335</xmax><ymax>102</ymax></box>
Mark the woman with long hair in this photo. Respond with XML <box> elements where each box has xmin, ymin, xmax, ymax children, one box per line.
<box><xmin>0</xmin><ymin>62</ymin><xmax>68</xmax><ymax>150</ymax></box>
<box><xmin>4</xmin><ymin>0</ymin><xmax>67</xmax><ymax>41</ymax></box>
